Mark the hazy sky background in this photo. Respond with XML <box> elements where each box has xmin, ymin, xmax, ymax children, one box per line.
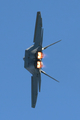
<box><xmin>0</xmin><ymin>0</ymin><xmax>80</xmax><ymax>120</ymax></box>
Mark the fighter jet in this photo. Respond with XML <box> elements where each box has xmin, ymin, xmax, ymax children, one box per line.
<box><xmin>23</xmin><ymin>11</ymin><xmax>61</xmax><ymax>108</ymax></box>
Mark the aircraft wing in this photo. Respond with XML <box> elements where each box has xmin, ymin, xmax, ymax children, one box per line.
<box><xmin>33</xmin><ymin>11</ymin><xmax>43</xmax><ymax>47</ymax></box>
<box><xmin>31</xmin><ymin>72</ymin><xmax>41</xmax><ymax>108</ymax></box>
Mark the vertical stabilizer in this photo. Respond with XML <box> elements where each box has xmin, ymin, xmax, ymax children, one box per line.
<box><xmin>42</xmin><ymin>40</ymin><xmax>61</xmax><ymax>50</ymax></box>
<box><xmin>41</xmin><ymin>70</ymin><xmax>59</xmax><ymax>82</ymax></box>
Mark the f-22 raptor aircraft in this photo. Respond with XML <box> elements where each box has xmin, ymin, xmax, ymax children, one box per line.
<box><xmin>23</xmin><ymin>11</ymin><xmax>61</xmax><ymax>108</ymax></box>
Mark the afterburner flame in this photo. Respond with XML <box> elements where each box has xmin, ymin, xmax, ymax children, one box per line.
<box><xmin>37</xmin><ymin>52</ymin><xmax>43</xmax><ymax>59</ymax></box>
<box><xmin>37</xmin><ymin>61</ymin><xmax>43</xmax><ymax>68</ymax></box>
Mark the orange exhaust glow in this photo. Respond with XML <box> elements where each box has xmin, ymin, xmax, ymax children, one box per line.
<box><xmin>37</xmin><ymin>52</ymin><xmax>43</xmax><ymax>59</ymax></box>
<box><xmin>37</xmin><ymin>61</ymin><xmax>43</xmax><ymax>68</ymax></box>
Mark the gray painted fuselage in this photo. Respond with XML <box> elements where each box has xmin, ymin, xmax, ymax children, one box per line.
<box><xmin>23</xmin><ymin>11</ymin><xmax>61</xmax><ymax>108</ymax></box>
<box><xmin>23</xmin><ymin>12</ymin><xmax>43</xmax><ymax>108</ymax></box>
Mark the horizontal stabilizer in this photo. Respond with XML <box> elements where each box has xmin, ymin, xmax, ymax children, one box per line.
<box><xmin>41</xmin><ymin>70</ymin><xmax>59</xmax><ymax>82</ymax></box>
<box><xmin>42</xmin><ymin>40</ymin><xmax>61</xmax><ymax>50</ymax></box>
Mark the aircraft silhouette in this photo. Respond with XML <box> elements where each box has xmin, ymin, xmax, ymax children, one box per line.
<box><xmin>23</xmin><ymin>11</ymin><xmax>61</xmax><ymax>108</ymax></box>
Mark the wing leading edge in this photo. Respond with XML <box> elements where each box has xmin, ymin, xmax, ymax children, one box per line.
<box><xmin>31</xmin><ymin>72</ymin><xmax>41</xmax><ymax>108</ymax></box>
<box><xmin>33</xmin><ymin>11</ymin><xmax>43</xmax><ymax>47</ymax></box>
